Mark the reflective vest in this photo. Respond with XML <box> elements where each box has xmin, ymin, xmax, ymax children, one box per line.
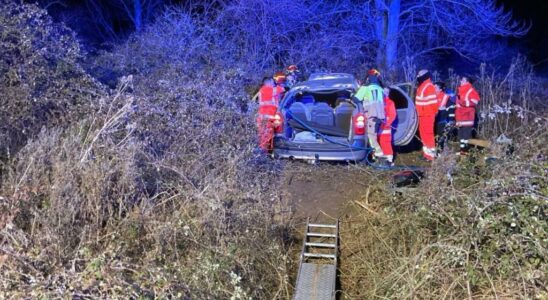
<box><xmin>456</xmin><ymin>83</ymin><xmax>480</xmax><ymax>127</ymax></box>
<box><xmin>354</xmin><ymin>84</ymin><xmax>385</xmax><ymax>120</ymax></box>
<box><xmin>380</xmin><ymin>96</ymin><xmax>397</xmax><ymax>135</ymax></box>
<box><xmin>415</xmin><ymin>79</ymin><xmax>438</xmax><ymax>116</ymax></box>
<box><xmin>258</xmin><ymin>85</ymin><xmax>283</xmax><ymax>116</ymax></box>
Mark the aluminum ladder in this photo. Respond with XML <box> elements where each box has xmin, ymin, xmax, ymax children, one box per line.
<box><xmin>293</xmin><ymin>218</ymin><xmax>339</xmax><ymax>300</ymax></box>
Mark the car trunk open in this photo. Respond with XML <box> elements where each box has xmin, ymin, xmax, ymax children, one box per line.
<box><xmin>282</xmin><ymin>90</ymin><xmax>357</xmax><ymax>143</ymax></box>
<box><xmin>280</xmin><ymin>85</ymin><xmax>417</xmax><ymax>146</ymax></box>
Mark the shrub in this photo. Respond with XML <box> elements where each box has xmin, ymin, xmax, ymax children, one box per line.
<box><xmin>0</xmin><ymin>76</ymin><xmax>294</xmax><ymax>298</ymax></box>
<box><xmin>0</xmin><ymin>0</ymin><xmax>104</xmax><ymax>158</ymax></box>
<box><xmin>340</xmin><ymin>115</ymin><xmax>547</xmax><ymax>298</ymax></box>
<box><xmin>0</xmin><ymin>5</ymin><xmax>294</xmax><ymax>297</ymax></box>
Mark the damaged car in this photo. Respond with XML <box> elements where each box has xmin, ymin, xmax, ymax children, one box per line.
<box><xmin>271</xmin><ymin>73</ymin><xmax>418</xmax><ymax>162</ymax></box>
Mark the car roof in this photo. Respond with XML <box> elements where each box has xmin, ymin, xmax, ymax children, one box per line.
<box><xmin>290</xmin><ymin>73</ymin><xmax>359</xmax><ymax>93</ymax></box>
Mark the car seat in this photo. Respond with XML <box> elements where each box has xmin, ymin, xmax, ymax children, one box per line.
<box><xmin>310</xmin><ymin>102</ymin><xmax>334</xmax><ymax>126</ymax></box>
<box><xmin>288</xmin><ymin>102</ymin><xmax>311</xmax><ymax>122</ymax></box>
<box><xmin>300</xmin><ymin>94</ymin><xmax>315</xmax><ymax>105</ymax></box>
<box><xmin>334</xmin><ymin>102</ymin><xmax>354</xmax><ymax>133</ymax></box>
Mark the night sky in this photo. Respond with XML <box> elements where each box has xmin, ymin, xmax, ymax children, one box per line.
<box><xmin>499</xmin><ymin>0</ymin><xmax>548</xmax><ymax>71</ymax></box>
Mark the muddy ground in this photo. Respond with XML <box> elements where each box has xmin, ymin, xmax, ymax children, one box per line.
<box><xmin>282</xmin><ymin>152</ymin><xmax>429</xmax><ymax>221</ymax></box>
<box><xmin>281</xmin><ymin>151</ymin><xmax>432</xmax><ymax>297</ymax></box>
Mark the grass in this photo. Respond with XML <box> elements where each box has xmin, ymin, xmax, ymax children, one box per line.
<box><xmin>339</xmin><ymin>122</ymin><xmax>547</xmax><ymax>299</ymax></box>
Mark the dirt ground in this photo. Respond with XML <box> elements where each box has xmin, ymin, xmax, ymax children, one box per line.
<box><xmin>281</xmin><ymin>162</ymin><xmax>367</xmax><ymax>219</ymax></box>
<box><xmin>281</xmin><ymin>152</ymin><xmax>429</xmax><ymax>222</ymax></box>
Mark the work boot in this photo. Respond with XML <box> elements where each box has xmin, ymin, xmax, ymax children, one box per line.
<box><xmin>373</xmin><ymin>157</ymin><xmax>394</xmax><ymax>168</ymax></box>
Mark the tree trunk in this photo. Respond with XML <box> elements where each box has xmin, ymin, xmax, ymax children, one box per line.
<box><xmin>374</xmin><ymin>0</ymin><xmax>400</xmax><ymax>73</ymax></box>
<box><xmin>374</xmin><ymin>0</ymin><xmax>387</xmax><ymax>69</ymax></box>
<box><xmin>385</xmin><ymin>0</ymin><xmax>400</xmax><ymax>72</ymax></box>
<box><xmin>133</xmin><ymin>0</ymin><xmax>142</xmax><ymax>32</ymax></box>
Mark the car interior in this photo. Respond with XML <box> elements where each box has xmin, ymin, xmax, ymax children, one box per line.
<box><xmin>280</xmin><ymin>86</ymin><xmax>415</xmax><ymax>145</ymax></box>
<box><xmin>285</xmin><ymin>91</ymin><xmax>356</xmax><ymax>139</ymax></box>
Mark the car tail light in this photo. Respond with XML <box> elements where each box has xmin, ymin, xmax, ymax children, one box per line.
<box><xmin>272</xmin><ymin>112</ymin><xmax>284</xmax><ymax>133</ymax></box>
<box><xmin>353</xmin><ymin>114</ymin><xmax>365</xmax><ymax>135</ymax></box>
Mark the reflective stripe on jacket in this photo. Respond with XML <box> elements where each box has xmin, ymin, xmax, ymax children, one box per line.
<box><xmin>258</xmin><ymin>85</ymin><xmax>283</xmax><ymax>116</ymax></box>
<box><xmin>415</xmin><ymin>79</ymin><xmax>438</xmax><ymax>116</ymax></box>
<box><xmin>456</xmin><ymin>83</ymin><xmax>480</xmax><ymax>127</ymax></box>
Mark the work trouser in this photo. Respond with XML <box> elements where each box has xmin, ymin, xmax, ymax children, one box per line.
<box><xmin>378</xmin><ymin>129</ymin><xmax>393</xmax><ymax>162</ymax></box>
<box><xmin>418</xmin><ymin>115</ymin><xmax>436</xmax><ymax>160</ymax></box>
<box><xmin>457</xmin><ymin>126</ymin><xmax>473</xmax><ymax>153</ymax></box>
<box><xmin>367</xmin><ymin>118</ymin><xmax>382</xmax><ymax>156</ymax></box>
<box><xmin>256</xmin><ymin>115</ymin><xmax>274</xmax><ymax>151</ymax></box>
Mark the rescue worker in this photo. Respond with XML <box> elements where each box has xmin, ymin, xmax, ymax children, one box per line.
<box><xmin>353</xmin><ymin>69</ymin><xmax>385</xmax><ymax>159</ymax></box>
<box><xmin>285</xmin><ymin>65</ymin><xmax>300</xmax><ymax>89</ymax></box>
<box><xmin>456</xmin><ymin>76</ymin><xmax>480</xmax><ymax>155</ymax></box>
<box><xmin>435</xmin><ymin>82</ymin><xmax>450</xmax><ymax>110</ymax></box>
<box><xmin>257</xmin><ymin>77</ymin><xmax>284</xmax><ymax>151</ymax></box>
<box><xmin>415</xmin><ymin>69</ymin><xmax>438</xmax><ymax>161</ymax></box>
<box><xmin>273</xmin><ymin>71</ymin><xmax>287</xmax><ymax>91</ymax></box>
<box><xmin>378</xmin><ymin>87</ymin><xmax>397</xmax><ymax>166</ymax></box>
<box><xmin>434</xmin><ymin>81</ymin><xmax>456</xmax><ymax>151</ymax></box>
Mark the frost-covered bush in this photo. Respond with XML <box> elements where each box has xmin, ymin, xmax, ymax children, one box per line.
<box><xmin>341</xmin><ymin>120</ymin><xmax>547</xmax><ymax>299</ymax></box>
<box><xmin>0</xmin><ymin>3</ymin><xmax>294</xmax><ymax>297</ymax></box>
<box><xmin>0</xmin><ymin>0</ymin><xmax>104</xmax><ymax>158</ymax></box>
<box><xmin>0</xmin><ymin>75</ymin><xmax>293</xmax><ymax>298</ymax></box>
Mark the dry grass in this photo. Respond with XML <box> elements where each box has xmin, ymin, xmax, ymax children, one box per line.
<box><xmin>339</xmin><ymin>121</ymin><xmax>547</xmax><ymax>299</ymax></box>
<box><xmin>0</xmin><ymin>72</ymin><xmax>296</xmax><ymax>299</ymax></box>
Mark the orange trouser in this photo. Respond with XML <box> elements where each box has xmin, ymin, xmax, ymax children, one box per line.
<box><xmin>256</xmin><ymin>115</ymin><xmax>274</xmax><ymax>151</ymax></box>
<box><xmin>378</xmin><ymin>132</ymin><xmax>393</xmax><ymax>156</ymax></box>
<box><xmin>418</xmin><ymin>115</ymin><xmax>436</xmax><ymax>159</ymax></box>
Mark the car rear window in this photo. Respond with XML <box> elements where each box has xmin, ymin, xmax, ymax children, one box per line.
<box><xmin>293</xmin><ymin>91</ymin><xmax>353</xmax><ymax>109</ymax></box>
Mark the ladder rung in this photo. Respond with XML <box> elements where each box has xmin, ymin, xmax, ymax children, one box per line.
<box><xmin>305</xmin><ymin>242</ymin><xmax>336</xmax><ymax>248</ymax></box>
<box><xmin>304</xmin><ymin>253</ymin><xmax>336</xmax><ymax>259</ymax></box>
<box><xmin>308</xmin><ymin>223</ymin><xmax>336</xmax><ymax>228</ymax></box>
<box><xmin>307</xmin><ymin>232</ymin><xmax>336</xmax><ymax>238</ymax></box>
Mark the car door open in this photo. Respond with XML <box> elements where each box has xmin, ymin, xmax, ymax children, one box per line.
<box><xmin>389</xmin><ymin>84</ymin><xmax>418</xmax><ymax>146</ymax></box>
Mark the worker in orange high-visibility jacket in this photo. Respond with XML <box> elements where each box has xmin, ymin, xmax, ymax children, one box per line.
<box><xmin>415</xmin><ymin>70</ymin><xmax>439</xmax><ymax>161</ymax></box>
<box><xmin>435</xmin><ymin>82</ymin><xmax>450</xmax><ymax>110</ymax></box>
<box><xmin>456</xmin><ymin>76</ymin><xmax>480</xmax><ymax>155</ymax></box>
<box><xmin>256</xmin><ymin>77</ymin><xmax>284</xmax><ymax>151</ymax></box>
<box><xmin>378</xmin><ymin>88</ymin><xmax>397</xmax><ymax>166</ymax></box>
<box><xmin>273</xmin><ymin>71</ymin><xmax>287</xmax><ymax>91</ymax></box>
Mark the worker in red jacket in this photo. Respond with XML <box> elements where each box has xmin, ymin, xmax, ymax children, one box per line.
<box><xmin>456</xmin><ymin>76</ymin><xmax>480</xmax><ymax>155</ymax></box>
<box><xmin>435</xmin><ymin>82</ymin><xmax>450</xmax><ymax>110</ymax></box>
<box><xmin>257</xmin><ymin>77</ymin><xmax>284</xmax><ymax>151</ymax></box>
<box><xmin>415</xmin><ymin>70</ymin><xmax>439</xmax><ymax>161</ymax></box>
<box><xmin>378</xmin><ymin>87</ymin><xmax>397</xmax><ymax>166</ymax></box>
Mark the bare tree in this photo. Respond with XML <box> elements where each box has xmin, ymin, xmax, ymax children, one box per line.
<box><xmin>212</xmin><ymin>0</ymin><xmax>527</xmax><ymax>73</ymax></box>
<box><xmin>356</xmin><ymin>0</ymin><xmax>529</xmax><ymax>71</ymax></box>
<box><xmin>116</xmin><ymin>0</ymin><xmax>164</xmax><ymax>32</ymax></box>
